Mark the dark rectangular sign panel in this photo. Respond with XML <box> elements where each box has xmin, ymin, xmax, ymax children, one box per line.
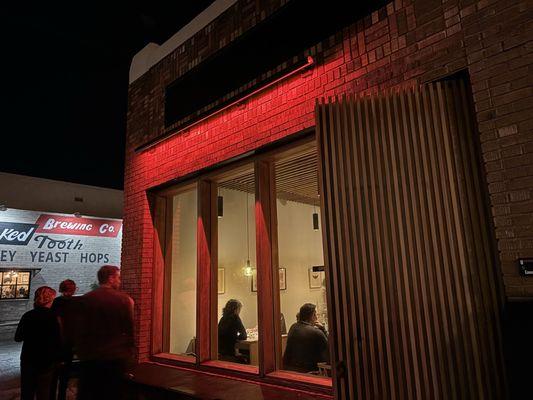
<box><xmin>0</xmin><ymin>222</ymin><xmax>38</xmax><ymax>246</ymax></box>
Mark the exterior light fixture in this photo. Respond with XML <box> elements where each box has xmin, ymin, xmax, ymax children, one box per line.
<box><xmin>74</xmin><ymin>212</ymin><xmax>82</xmax><ymax>218</ymax></box>
<box><xmin>0</xmin><ymin>204</ymin><xmax>7</xmax><ymax>211</ymax></box>
<box><xmin>218</xmin><ymin>195</ymin><xmax>224</xmax><ymax>218</ymax></box>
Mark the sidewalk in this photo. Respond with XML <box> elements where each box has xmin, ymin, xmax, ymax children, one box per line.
<box><xmin>0</xmin><ymin>341</ymin><xmax>78</xmax><ymax>399</ymax></box>
<box><xmin>0</xmin><ymin>341</ymin><xmax>21</xmax><ymax>400</ymax></box>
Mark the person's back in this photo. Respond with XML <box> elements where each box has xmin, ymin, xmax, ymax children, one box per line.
<box><xmin>16</xmin><ymin>306</ymin><xmax>61</xmax><ymax>368</ymax></box>
<box><xmin>15</xmin><ymin>286</ymin><xmax>61</xmax><ymax>400</ymax></box>
<box><xmin>77</xmin><ymin>286</ymin><xmax>134</xmax><ymax>361</ymax></box>
<box><xmin>218</xmin><ymin>313</ymin><xmax>246</xmax><ymax>357</ymax></box>
<box><xmin>283</xmin><ymin>303</ymin><xmax>329</xmax><ymax>373</ymax></box>
<box><xmin>76</xmin><ymin>265</ymin><xmax>135</xmax><ymax>400</ymax></box>
<box><xmin>283</xmin><ymin>321</ymin><xmax>328</xmax><ymax>372</ymax></box>
<box><xmin>52</xmin><ymin>292</ymin><xmax>78</xmax><ymax>358</ymax></box>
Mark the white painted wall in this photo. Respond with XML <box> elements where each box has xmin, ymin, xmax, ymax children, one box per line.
<box><xmin>0</xmin><ymin>207</ymin><xmax>123</xmax><ymax>326</ymax></box>
<box><xmin>0</xmin><ymin>172</ymin><xmax>123</xmax><ymax>219</ymax></box>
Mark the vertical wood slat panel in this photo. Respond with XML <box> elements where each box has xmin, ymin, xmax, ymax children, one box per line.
<box><xmin>316</xmin><ymin>100</ymin><xmax>346</xmax><ymax>397</ymax></box>
<box><xmin>315</xmin><ymin>81</ymin><xmax>506</xmax><ymax>400</ymax></box>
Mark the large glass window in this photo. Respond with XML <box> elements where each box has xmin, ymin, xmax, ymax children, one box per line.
<box><xmin>155</xmin><ymin>139</ymin><xmax>332</xmax><ymax>386</ymax></box>
<box><xmin>215</xmin><ymin>165</ymin><xmax>258</xmax><ymax>366</ymax></box>
<box><xmin>168</xmin><ymin>187</ymin><xmax>197</xmax><ymax>358</ymax></box>
<box><xmin>275</xmin><ymin>144</ymin><xmax>331</xmax><ymax>379</ymax></box>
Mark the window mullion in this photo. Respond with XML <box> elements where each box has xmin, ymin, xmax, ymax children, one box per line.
<box><xmin>197</xmin><ymin>179</ymin><xmax>217</xmax><ymax>363</ymax></box>
<box><xmin>254</xmin><ymin>160</ymin><xmax>280</xmax><ymax>376</ymax></box>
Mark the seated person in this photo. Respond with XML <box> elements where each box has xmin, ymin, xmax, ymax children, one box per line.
<box><xmin>283</xmin><ymin>303</ymin><xmax>329</xmax><ymax>373</ymax></box>
<box><xmin>218</xmin><ymin>299</ymin><xmax>247</xmax><ymax>363</ymax></box>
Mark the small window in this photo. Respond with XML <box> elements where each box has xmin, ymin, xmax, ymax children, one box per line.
<box><xmin>0</xmin><ymin>270</ymin><xmax>31</xmax><ymax>299</ymax></box>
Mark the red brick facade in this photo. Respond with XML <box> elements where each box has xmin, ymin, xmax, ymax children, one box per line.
<box><xmin>124</xmin><ymin>0</ymin><xmax>533</xmax><ymax>362</ymax></box>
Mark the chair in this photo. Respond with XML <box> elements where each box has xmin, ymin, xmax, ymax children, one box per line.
<box><xmin>185</xmin><ymin>337</ymin><xmax>196</xmax><ymax>356</ymax></box>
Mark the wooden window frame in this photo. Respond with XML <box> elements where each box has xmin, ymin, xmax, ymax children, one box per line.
<box><xmin>149</xmin><ymin>135</ymin><xmax>333</xmax><ymax>395</ymax></box>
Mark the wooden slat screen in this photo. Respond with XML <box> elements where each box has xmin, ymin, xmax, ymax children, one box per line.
<box><xmin>316</xmin><ymin>80</ymin><xmax>506</xmax><ymax>399</ymax></box>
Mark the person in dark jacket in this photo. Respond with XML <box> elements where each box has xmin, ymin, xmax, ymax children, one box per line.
<box><xmin>76</xmin><ymin>265</ymin><xmax>135</xmax><ymax>400</ymax></box>
<box><xmin>218</xmin><ymin>299</ymin><xmax>248</xmax><ymax>363</ymax></box>
<box><xmin>51</xmin><ymin>279</ymin><xmax>77</xmax><ymax>318</ymax></box>
<box><xmin>51</xmin><ymin>279</ymin><xmax>78</xmax><ymax>400</ymax></box>
<box><xmin>283</xmin><ymin>303</ymin><xmax>329</xmax><ymax>373</ymax></box>
<box><xmin>15</xmin><ymin>285</ymin><xmax>62</xmax><ymax>400</ymax></box>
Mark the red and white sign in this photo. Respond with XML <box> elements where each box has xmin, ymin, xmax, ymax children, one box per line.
<box><xmin>35</xmin><ymin>214</ymin><xmax>122</xmax><ymax>238</ymax></box>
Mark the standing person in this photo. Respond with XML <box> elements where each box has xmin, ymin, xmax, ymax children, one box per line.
<box><xmin>283</xmin><ymin>303</ymin><xmax>329</xmax><ymax>373</ymax></box>
<box><xmin>52</xmin><ymin>279</ymin><xmax>78</xmax><ymax>400</ymax></box>
<box><xmin>51</xmin><ymin>279</ymin><xmax>77</xmax><ymax>317</ymax></box>
<box><xmin>76</xmin><ymin>265</ymin><xmax>135</xmax><ymax>400</ymax></box>
<box><xmin>217</xmin><ymin>299</ymin><xmax>248</xmax><ymax>363</ymax></box>
<box><xmin>15</xmin><ymin>286</ymin><xmax>61</xmax><ymax>400</ymax></box>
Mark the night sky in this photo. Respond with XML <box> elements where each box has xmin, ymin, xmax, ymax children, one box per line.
<box><xmin>0</xmin><ymin>2</ymin><xmax>215</xmax><ymax>190</ymax></box>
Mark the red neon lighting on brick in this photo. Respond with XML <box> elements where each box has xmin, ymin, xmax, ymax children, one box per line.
<box><xmin>136</xmin><ymin>56</ymin><xmax>315</xmax><ymax>153</ymax></box>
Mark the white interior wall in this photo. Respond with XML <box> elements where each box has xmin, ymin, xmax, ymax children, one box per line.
<box><xmin>216</xmin><ymin>188</ymin><xmax>326</xmax><ymax>330</ymax></box>
<box><xmin>277</xmin><ymin>199</ymin><xmax>325</xmax><ymax>329</ymax></box>
<box><xmin>217</xmin><ymin>188</ymin><xmax>258</xmax><ymax>329</ymax></box>
<box><xmin>169</xmin><ymin>189</ymin><xmax>197</xmax><ymax>354</ymax></box>
<box><xmin>168</xmin><ymin>187</ymin><xmax>327</xmax><ymax>354</ymax></box>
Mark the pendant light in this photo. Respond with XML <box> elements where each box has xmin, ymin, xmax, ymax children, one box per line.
<box><xmin>243</xmin><ymin>192</ymin><xmax>253</xmax><ymax>276</ymax></box>
<box><xmin>217</xmin><ymin>187</ymin><xmax>223</xmax><ymax>218</ymax></box>
<box><xmin>312</xmin><ymin>170</ymin><xmax>320</xmax><ymax>230</ymax></box>
<box><xmin>313</xmin><ymin>205</ymin><xmax>319</xmax><ymax>231</ymax></box>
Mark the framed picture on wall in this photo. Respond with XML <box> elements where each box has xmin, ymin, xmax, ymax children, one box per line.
<box><xmin>279</xmin><ymin>268</ymin><xmax>287</xmax><ymax>290</ymax></box>
<box><xmin>251</xmin><ymin>268</ymin><xmax>257</xmax><ymax>292</ymax></box>
<box><xmin>308</xmin><ymin>268</ymin><xmax>324</xmax><ymax>289</ymax></box>
<box><xmin>218</xmin><ymin>268</ymin><xmax>225</xmax><ymax>294</ymax></box>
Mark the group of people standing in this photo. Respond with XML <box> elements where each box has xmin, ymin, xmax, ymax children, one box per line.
<box><xmin>14</xmin><ymin>265</ymin><xmax>135</xmax><ymax>400</ymax></box>
<box><xmin>217</xmin><ymin>299</ymin><xmax>329</xmax><ymax>373</ymax></box>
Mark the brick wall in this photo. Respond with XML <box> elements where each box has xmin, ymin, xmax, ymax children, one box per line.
<box><xmin>124</xmin><ymin>0</ymin><xmax>533</xmax><ymax>361</ymax></box>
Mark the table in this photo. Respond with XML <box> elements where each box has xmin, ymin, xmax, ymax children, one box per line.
<box><xmin>235</xmin><ymin>334</ymin><xmax>287</xmax><ymax>366</ymax></box>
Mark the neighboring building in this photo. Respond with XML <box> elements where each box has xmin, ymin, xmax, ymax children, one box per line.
<box><xmin>124</xmin><ymin>1</ymin><xmax>532</xmax><ymax>399</ymax></box>
<box><xmin>0</xmin><ymin>172</ymin><xmax>122</xmax><ymax>218</ymax></box>
<box><xmin>0</xmin><ymin>173</ymin><xmax>123</xmax><ymax>341</ymax></box>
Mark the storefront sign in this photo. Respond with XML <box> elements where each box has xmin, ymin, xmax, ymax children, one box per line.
<box><xmin>35</xmin><ymin>214</ymin><xmax>121</xmax><ymax>237</ymax></box>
